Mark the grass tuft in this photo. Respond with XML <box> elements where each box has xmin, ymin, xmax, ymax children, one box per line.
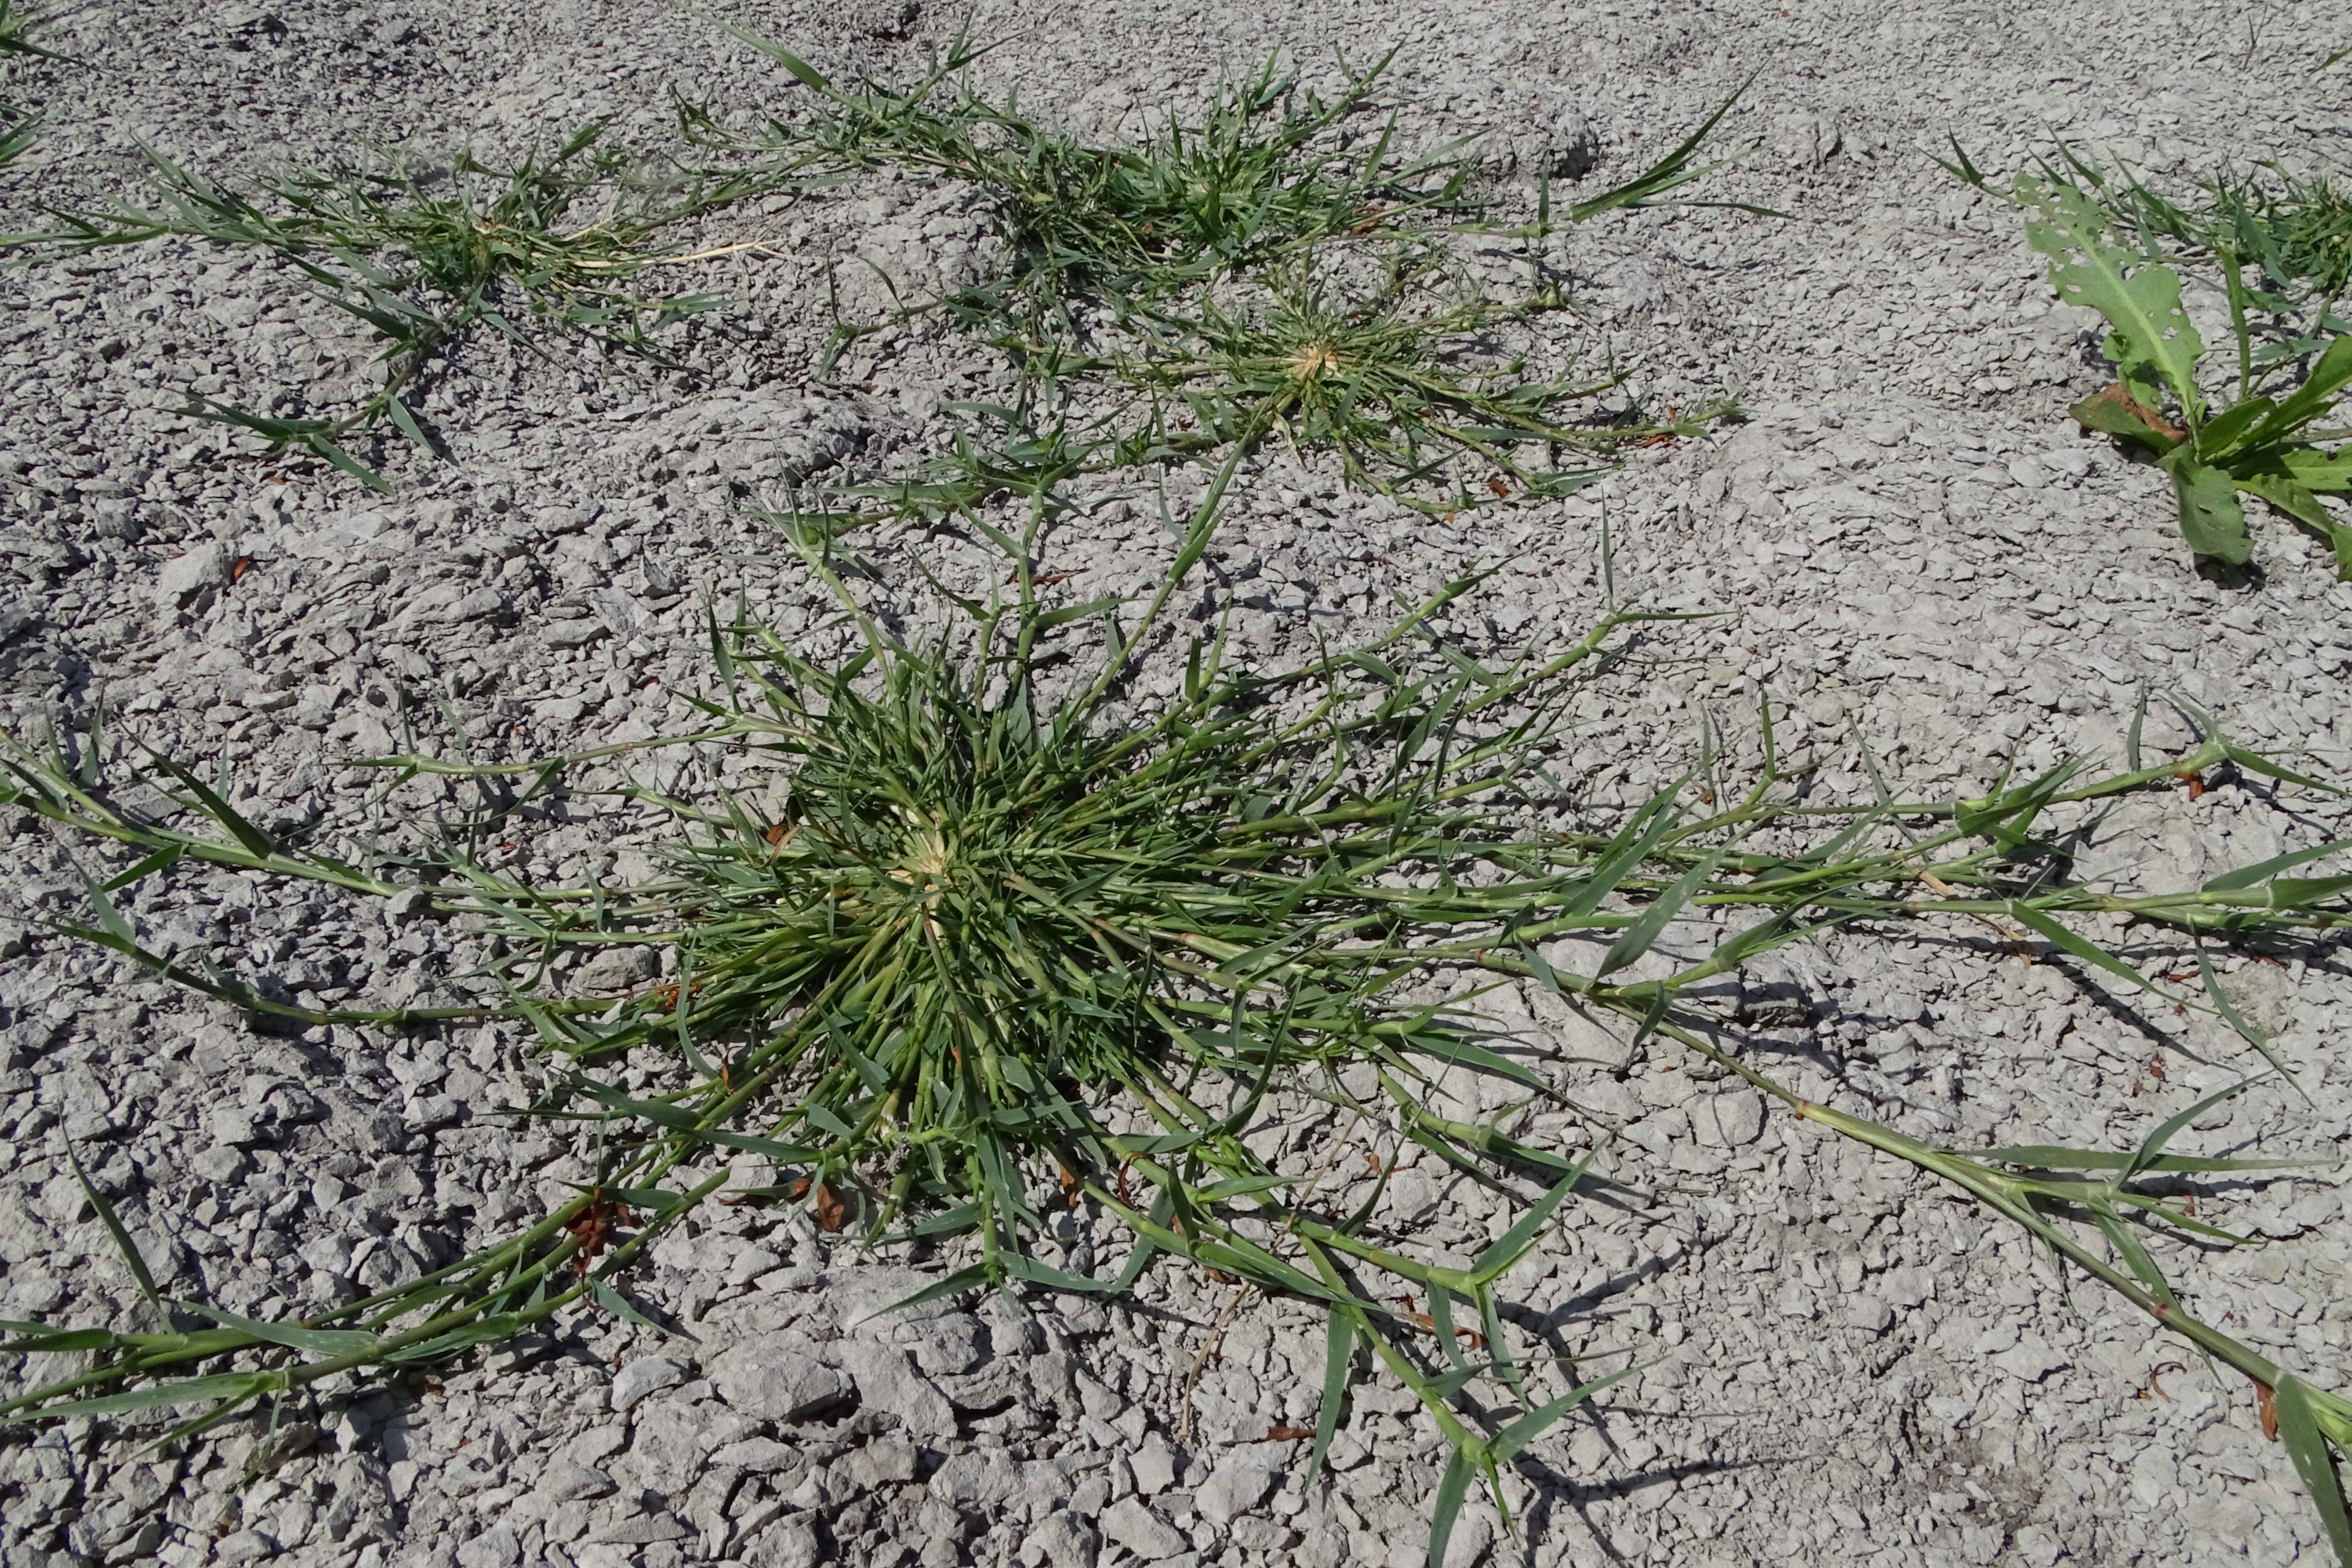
<box><xmin>0</xmin><ymin>0</ymin><xmax>68</xmax><ymax>171</ymax></box>
<box><xmin>5</xmin><ymin>460</ymin><xmax>2352</xmax><ymax>1556</ymax></box>
<box><xmin>704</xmin><ymin>25</ymin><xmax>1752</xmax><ymax>510</ymax></box>
<box><xmin>10</xmin><ymin>124</ymin><xmax>781</xmax><ymax>487</ymax></box>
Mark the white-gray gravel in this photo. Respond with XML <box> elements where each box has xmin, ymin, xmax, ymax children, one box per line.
<box><xmin>3</xmin><ymin>3</ymin><xmax>2351</xmax><ymax>1568</ymax></box>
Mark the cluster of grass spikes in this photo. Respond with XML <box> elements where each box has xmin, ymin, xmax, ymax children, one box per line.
<box><xmin>703</xmin><ymin>23</ymin><xmax>1753</xmax><ymax>511</ymax></box>
<box><xmin>5</xmin><ymin>123</ymin><xmax>784</xmax><ymax>488</ymax></box>
<box><xmin>5</xmin><ymin>458</ymin><xmax>2352</xmax><ymax>1558</ymax></box>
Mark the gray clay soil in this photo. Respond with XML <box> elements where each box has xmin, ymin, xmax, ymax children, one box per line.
<box><xmin>5</xmin><ymin>3</ymin><xmax>2352</xmax><ymax>1568</ymax></box>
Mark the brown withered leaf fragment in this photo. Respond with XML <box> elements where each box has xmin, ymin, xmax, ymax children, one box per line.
<box><xmin>1408</xmin><ymin>1312</ymin><xmax>1485</xmax><ymax>1351</ymax></box>
<box><xmin>564</xmin><ymin>1190</ymin><xmax>634</xmax><ymax>1276</ymax></box>
<box><xmin>1057</xmin><ymin>1166</ymin><xmax>1080</xmax><ymax>1208</ymax></box>
<box><xmin>230</xmin><ymin>556</ymin><xmax>254</xmax><ymax>584</ymax></box>
<box><xmin>765</xmin><ymin>822</ymin><xmax>793</xmax><ymax>847</ymax></box>
<box><xmin>2257</xmin><ymin>1378</ymin><xmax>2280</xmax><ymax>1441</ymax></box>
<box><xmin>2073</xmin><ymin>381</ymin><xmax>2188</xmax><ymax>447</ymax></box>
<box><xmin>1267</xmin><ymin>1425</ymin><xmax>1315</xmax><ymax>1442</ymax></box>
<box><xmin>814</xmin><ymin>1181</ymin><xmax>849</xmax><ymax>1233</ymax></box>
<box><xmin>1487</xmin><ymin>476</ymin><xmax>1510</xmax><ymax>498</ymax></box>
<box><xmin>1206</xmin><ymin>1267</ymin><xmax>1241</xmax><ymax>1285</ymax></box>
<box><xmin>2180</xmin><ymin>768</ymin><xmax>2206</xmax><ymax>801</ymax></box>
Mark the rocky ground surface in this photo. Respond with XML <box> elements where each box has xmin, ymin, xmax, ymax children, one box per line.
<box><xmin>5</xmin><ymin>1</ymin><xmax>2352</xmax><ymax>1566</ymax></box>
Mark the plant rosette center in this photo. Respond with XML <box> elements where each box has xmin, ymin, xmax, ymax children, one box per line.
<box><xmin>1289</xmin><ymin>339</ymin><xmax>1344</xmax><ymax>382</ymax></box>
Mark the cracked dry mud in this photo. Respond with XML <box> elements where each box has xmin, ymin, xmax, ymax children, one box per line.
<box><xmin>4</xmin><ymin>3</ymin><xmax>2352</xmax><ymax>1568</ymax></box>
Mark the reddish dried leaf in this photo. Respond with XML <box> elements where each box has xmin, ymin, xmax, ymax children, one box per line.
<box><xmin>564</xmin><ymin>1190</ymin><xmax>633</xmax><ymax>1276</ymax></box>
<box><xmin>814</xmin><ymin>1181</ymin><xmax>849</xmax><ymax>1233</ymax></box>
<box><xmin>2078</xmin><ymin>381</ymin><xmax>2189</xmax><ymax>444</ymax></box>
<box><xmin>229</xmin><ymin>556</ymin><xmax>254</xmax><ymax>584</ymax></box>
<box><xmin>1206</xmin><ymin>1268</ymin><xmax>1241</xmax><ymax>1286</ymax></box>
<box><xmin>1407</xmin><ymin>1312</ymin><xmax>1485</xmax><ymax>1351</ymax></box>
<box><xmin>2257</xmin><ymin>1378</ymin><xmax>2280</xmax><ymax>1441</ymax></box>
<box><xmin>1487</xmin><ymin>476</ymin><xmax>1510</xmax><ymax>499</ymax></box>
<box><xmin>2179</xmin><ymin>768</ymin><xmax>2206</xmax><ymax>801</ymax></box>
<box><xmin>765</xmin><ymin>822</ymin><xmax>791</xmax><ymax>847</ymax></box>
<box><xmin>1267</xmin><ymin>1425</ymin><xmax>1315</xmax><ymax>1442</ymax></box>
<box><xmin>1057</xmin><ymin>1166</ymin><xmax>1080</xmax><ymax>1209</ymax></box>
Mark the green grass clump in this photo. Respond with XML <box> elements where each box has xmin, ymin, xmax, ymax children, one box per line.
<box><xmin>14</xmin><ymin>125</ymin><xmax>778</xmax><ymax>487</ymax></box>
<box><xmin>0</xmin><ymin>0</ymin><xmax>67</xmax><ymax>172</ymax></box>
<box><xmin>2033</xmin><ymin>143</ymin><xmax>2352</xmax><ymax>311</ymax></box>
<box><xmin>7</xmin><ymin>461</ymin><xmax>2352</xmax><ymax>1558</ymax></box>
<box><xmin>1091</xmin><ymin>251</ymin><xmax>1698</xmax><ymax>504</ymax></box>
<box><xmin>0</xmin><ymin>105</ymin><xmax>34</xmax><ymax>173</ymax></box>
<box><xmin>707</xmin><ymin>25</ymin><xmax>1749</xmax><ymax>510</ymax></box>
<box><xmin>0</xmin><ymin>0</ymin><xmax>56</xmax><ymax>59</ymax></box>
<box><xmin>695</xmin><ymin>30</ymin><xmax>1462</xmax><ymax>322</ymax></box>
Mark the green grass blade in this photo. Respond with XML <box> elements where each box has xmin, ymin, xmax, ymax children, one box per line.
<box><xmin>3</xmin><ymin>1373</ymin><xmax>273</xmax><ymax>1425</ymax></box>
<box><xmin>1595</xmin><ymin>849</ymin><xmax>1724</xmax><ymax>979</ymax></box>
<box><xmin>2118</xmin><ymin>1078</ymin><xmax>2256</xmax><ymax>1191</ymax></box>
<box><xmin>1472</xmin><ymin>1162</ymin><xmax>1591</xmax><ymax>1281</ymax></box>
<box><xmin>1425</xmin><ymin>1447</ymin><xmax>1477</xmax><ymax>1568</ymax></box>
<box><xmin>1306</xmin><ymin>1309</ymin><xmax>1354</xmax><ymax>1483</ymax></box>
<box><xmin>69</xmin><ymin>1144</ymin><xmax>163</xmax><ymax>1328</ymax></box>
<box><xmin>2203</xmin><ymin>837</ymin><xmax>2352</xmax><ymax>892</ymax></box>
<box><xmin>1490</xmin><ymin>1357</ymin><xmax>1647</xmax><ymax>1464</ymax></box>
<box><xmin>2005</xmin><ymin>905</ymin><xmax>2170</xmax><ymax>999</ymax></box>
<box><xmin>172</xmin><ymin>1302</ymin><xmax>378</xmax><ymax>1357</ymax></box>
<box><xmin>2198</xmin><ymin>948</ymin><xmax>2313</xmax><ymax>1107</ymax></box>
<box><xmin>2275</xmin><ymin>1376</ymin><xmax>2352</xmax><ymax>1567</ymax></box>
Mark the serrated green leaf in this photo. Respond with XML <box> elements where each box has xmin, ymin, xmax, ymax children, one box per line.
<box><xmin>2019</xmin><ymin>177</ymin><xmax>2204</xmax><ymax>419</ymax></box>
<box><xmin>2163</xmin><ymin>452</ymin><xmax>2252</xmax><ymax>564</ymax></box>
